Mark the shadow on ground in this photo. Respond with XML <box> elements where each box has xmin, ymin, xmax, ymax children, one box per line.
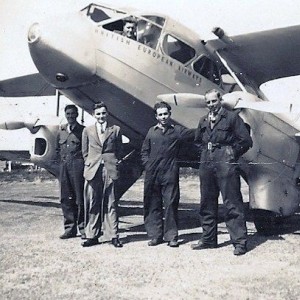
<box><xmin>119</xmin><ymin>200</ymin><xmax>300</xmax><ymax>249</ymax></box>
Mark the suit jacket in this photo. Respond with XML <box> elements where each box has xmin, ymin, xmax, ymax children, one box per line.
<box><xmin>82</xmin><ymin>123</ymin><xmax>122</xmax><ymax>181</ymax></box>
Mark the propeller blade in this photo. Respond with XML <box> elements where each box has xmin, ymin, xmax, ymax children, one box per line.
<box><xmin>222</xmin><ymin>91</ymin><xmax>291</xmax><ymax>113</ymax></box>
<box><xmin>0</xmin><ymin>119</ymin><xmax>38</xmax><ymax>131</ymax></box>
<box><xmin>0</xmin><ymin>121</ymin><xmax>28</xmax><ymax>130</ymax></box>
<box><xmin>221</xmin><ymin>91</ymin><xmax>260</xmax><ymax>110</ymax></box>
<box><xmin>157</xmin><ymin>93</ymin><xmax>206</xmax><ymax>108</ymax></box>
<box><xmin>0</xmin><ymin>115</ymin><xmax>62</xmax><ymax>133</ymax></box>
<box><xmin>234</xmin><ymin>101</ymin><xmax>289</xmax><ymax>113</ymax></box>
<box><xmin>157</xmin><ymin>91</ymin><xmax>295</xmax><ymax>114</ymax></box>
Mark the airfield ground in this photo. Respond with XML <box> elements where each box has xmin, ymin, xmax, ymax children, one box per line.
<box><xmin>0</xmin><ymin>170</ymin><xmax>300</xmax><ymax>300</ymax></box>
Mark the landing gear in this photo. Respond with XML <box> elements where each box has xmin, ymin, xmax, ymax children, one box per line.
<box><xmin>253</xmin><ymin>209</ymin><xmax>282</xmax><ymax>235</ymax></box>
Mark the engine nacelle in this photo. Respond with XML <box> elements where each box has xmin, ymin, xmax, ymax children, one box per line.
<box><xmin>30</xmin><ymin>125</ymin><xmax>60</xmax><ymax>176</ymax></box>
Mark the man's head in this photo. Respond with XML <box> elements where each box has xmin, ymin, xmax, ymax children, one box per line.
<box><xmin>154</xmin><ymin>101</ymin><xmax>171</xmax><ymax>127</ymax></box>
<box><xmin>123</xmin><ymin>18</ymin><xmax>137</xmax><ymax>39</ymax></box>
<box><xmin>64</xmin><ymin>105</ymin><xmax>78</xmax><ymax>125</ymax></box>
<box><xmin>93</xmin><ymin>102</ymin><xmax>108</xmax><ymax>124</ymax></box>
<box><xmin>205</xmin><ymin>89</ymin><xmax>222</xmax><ymax>114</ymax></box>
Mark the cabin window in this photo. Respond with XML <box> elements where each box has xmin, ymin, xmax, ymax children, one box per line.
<box><xmin>103</xmin><ymin>16</ymin><xmax>162</xmax><ymax>49</ymax></box>
<box><xmin>193</xmin><ymin>56</ymin><xmax>220</xmax><ymax>85</ymax></box>
<box><xmin>162</xmin><ymin>35</ymin><xmax>195</xmax><ymax>64</ymax></box>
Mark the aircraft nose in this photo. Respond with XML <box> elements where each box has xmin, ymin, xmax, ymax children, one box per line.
<box><xmin>28</xmin><ymin>13</ymin><xmax>96</xmax><ymax>89</ymax></box>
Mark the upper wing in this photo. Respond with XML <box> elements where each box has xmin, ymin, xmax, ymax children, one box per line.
<box><xmin>0</xmin><ymin>73</ymin><xmax>56</xmax><ymax>97</ymax></box>
<box><xmin>207</xmin><ymin>25</ymin><xmax>300</xmax><ymax>87</ymax></box>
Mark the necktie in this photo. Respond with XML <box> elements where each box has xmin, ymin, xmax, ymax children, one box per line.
<box><xmin>101</xmin><ymin>124</ymin><xmax>105</xmax><ymax>133</ymax></box>
<box><xmin>209</xmin><ymin>112</ymin><xmax>217</xmax><ymax>129</ymax></box>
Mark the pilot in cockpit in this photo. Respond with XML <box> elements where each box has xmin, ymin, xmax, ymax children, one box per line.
<box><xmin>138</xmin><ymin>22</ymin><xmax>157</xmax><ymax>48</ymax></box>
<box><xmin>137</xmin><ymin>20</ymin><xmax>161</xmax><ymax>49</ymax></box>
<box><xmin>121</xmin><ymin>17</ymin><xmax>137</xmax><ymax>40</ymax></box>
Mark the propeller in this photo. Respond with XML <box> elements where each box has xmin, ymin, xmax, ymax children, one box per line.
<box><xmin>222</xmin><ymin>91</ymin><xmax>294</xmax><ymax>113</ymax></box>
<box><xmin>157</xmin><ymin>91</ymin><xmax>293</xmax><ymax>114</ymax></box>
<box><xmin>0</xmin><ymin>115</ymin><xmax>62</xmax><ymax>133</ymax></box>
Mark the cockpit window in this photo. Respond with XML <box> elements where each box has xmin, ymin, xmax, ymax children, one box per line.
<box><xmin>141</xmin><ymin>15</ymin><xmax>165</xmax><ymax>27</ymax></box>
<box><xmin>103</xmin><ymin>15</ymin><xmax>162</xmax><ymax>49</ymax></box>
<box><xmin>193</xmin><ymin>56</ymin><xmax>220</xmax><ymax>85</ymax></box>
<box><xmin>81</xmin><ymin>4</ymin><xmax>124</xmax><ymax>23</ymax></box>
<box><xmin>137</xmin><ymin>19</ymin><xmax>162</xmax><ymax>49</ymax></box>
<box><xmin>162</xmin><ymin>35</ymin><xmax>196</xmax><ymax>64</ymax></box>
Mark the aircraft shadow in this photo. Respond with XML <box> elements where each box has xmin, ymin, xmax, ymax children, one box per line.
<box><xmin>0</xmin><ymin>199</ymin><xmax>60</xmax><ymax>208</ymax></box>
<box><xmin>119</xmin><ymin>200</ymin><xmax>300</xmax><ymax>250</ymax></box>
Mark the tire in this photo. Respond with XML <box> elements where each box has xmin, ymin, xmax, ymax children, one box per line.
<box><xmin>253</xmin><ymin>209</ymin><xmax>281</xmax><ymax>236</ymax></box>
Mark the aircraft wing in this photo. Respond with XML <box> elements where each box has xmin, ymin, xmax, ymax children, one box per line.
<box><xmin>0</xmin><ymin>150</ymin><xmax>31</xmax><ymax>162</ymax></box>
<box><xmin>0</xmin><ymin>73</ymin><xmax>56</xmax><ymax>97</ymax></box>
<box><xmin>207</xmin><ymin>25</ymin><xmax>300</xmax><ymax>87</ymax></box>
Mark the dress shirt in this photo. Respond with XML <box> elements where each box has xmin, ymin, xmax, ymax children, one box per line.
<box><xmin>96</xmin><ymin>121</ymin><xmax>107</xmax><ymax>144</ymax></box>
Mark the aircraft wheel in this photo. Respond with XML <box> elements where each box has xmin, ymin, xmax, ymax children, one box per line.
<box><xmin>253</xmin><ymin>209</ymin><xmax>281</xmax><ymax>236</ymax></box>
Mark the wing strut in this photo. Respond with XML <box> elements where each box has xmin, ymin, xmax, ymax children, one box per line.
<box><xmin>56</xmin><ymin>90</ymin><xmax>60</xmax><ymax>117</ymax></box>
<box><xmin>216</xmin><ymin>51</ymin><xmax>247</xmax><ymax>93</ymax></box>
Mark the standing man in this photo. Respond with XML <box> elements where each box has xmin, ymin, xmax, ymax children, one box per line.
<box><xmin>56</xmin><ymin>105</ymin><xmax>85</xmax><ymax>239</ymax></box>
<box><xmin>192</xmin><ymin>89</ymin><xmax>252</xmax><ymax>255</ymax></box>
<box><xmin>141</xmin><ymin>101</ymin><xmax>194</xmax><ymax>247</ymax></box>
<box><xmin>81</xmin><ymin>102</ymin><xmax>123</xmax><ymax>248</ymax></box>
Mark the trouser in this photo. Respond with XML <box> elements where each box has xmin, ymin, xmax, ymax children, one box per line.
<box><xmin>199</xmin><ymin>160</ymin><xmax>247</xmax><ymax>247</ymax></box>
<box><xmin>144</xmin><ymin>180</ymin><xmax>180</xmax><ymax>241</ymax></box>
<box><xmin>59</xmin><ymin>159</ymin><xmax>85</xmax><ymax>235</ymax></box>
<box><xmin>84</xmin><ymin>165</ymin><xmax>118</xmax><ymax>240</ymax></box>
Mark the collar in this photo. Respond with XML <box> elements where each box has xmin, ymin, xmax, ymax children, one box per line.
<box><xmin>207</xmin><ymin>107</ymin><xmax>225</xmax><ymax>120</ymax></box>
<box><xmin>65</xmin><ymin>122</ymin><xmax>78</xmax><ymax>132</ymax></box>
<box><xmin>209</xmin><ymin>107</ymin><xmax>222</xmax><ymax>116</ymax></box>
<box><xmin>154</xmin><ymin>123</ymin><xmax>174</xmax><ymax>131</ymax></box>
<box><xmin>96</xmin><ymin>121</ymin><xmax>107</xmax><ymax>130</ymax></box>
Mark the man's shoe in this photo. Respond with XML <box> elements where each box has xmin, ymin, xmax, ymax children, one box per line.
<box><xmin>233</xmin><ymin>246</ymin><xmax>247</xmax><ymax>256</ymax></box>
<box><xmin>148</xmin><ymin>238</ymin><xmax>163</xmax><ymax>246</ymax></box>
<box><xmin>168</xmin><ymin>240</ymin><xmax>179</xmax><ymax>247</ymax></box>
<box><xmin>59</xmin><ymin>232</ymin><xmax>77</xmax><ymax>239</ymax></box>
<box><xmin>81</xmin><ymin>238</ymin><xmax>99</xmax><ymax>247</ymax></box>
<box><xmin>191</xmin><ymin>241</ymin><xmax>217</xmax><ymax>250</ymax></box>
<box><xmin>112</xmin><ymin>238</ymin><xmax>123</xmax><ymax>248</ymax></box>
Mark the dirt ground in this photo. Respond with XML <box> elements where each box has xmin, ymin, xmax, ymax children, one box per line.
<box><xmin>0</xmin><ymin>171</ymin><xmax>300</xmax><ymax>300</ymax></box>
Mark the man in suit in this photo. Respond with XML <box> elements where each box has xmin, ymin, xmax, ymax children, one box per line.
<box><xmin>81</xmin><ymin>102</ymin><xmax>123</xmax><ymax>248</ymax></box>
<box><xmin>56</xmin><ymin>105</ymin><xmax>85</xmax><ymax>239</ymax></box>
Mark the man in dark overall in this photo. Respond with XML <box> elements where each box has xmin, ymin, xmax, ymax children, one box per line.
<box><xmin>192</xmin><ymin>89</ymin><xmax>252</xmax><ymax>255</ymax></box>
<box><xmin>141</xmin><ymin>101</ymin><xmax>194</xmax><ymax>247</ymax></box>
<box><xmin>56</xmin><ymin>105</ymin><xmax>85</xmax><ymax>239</ymax></box>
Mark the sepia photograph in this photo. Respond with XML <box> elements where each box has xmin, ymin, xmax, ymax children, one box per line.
<box><xmin>1</xmin><ymin>0</ymin><xmax>300</xmax><ymax>299</ymax></box>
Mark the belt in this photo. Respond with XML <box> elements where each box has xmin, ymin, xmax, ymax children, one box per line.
<box><xmin>207</xmin><ymin>142</ymin><xmax>228</xmax><ymax>150</ymax></box>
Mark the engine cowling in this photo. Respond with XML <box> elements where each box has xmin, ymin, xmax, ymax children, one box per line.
<box><xmin>29</xmin><ymin>125</ymin><xmax>60</xmax><ymax>176</ymax></box>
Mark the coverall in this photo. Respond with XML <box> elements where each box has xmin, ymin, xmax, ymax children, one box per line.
<box><xmin>57</xmin><ymin>123</ymin><xmax>85</xmax><ymax>236</ymax></box>
<box><xmin>195</xmin><ymin>108</ymin><xmax>252</xmax><ymax>247</ymax></box>
<box><xmin>141</xmin><ymin>124</ymin><xmax>194</xmax><ymax>241</ymax></box>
